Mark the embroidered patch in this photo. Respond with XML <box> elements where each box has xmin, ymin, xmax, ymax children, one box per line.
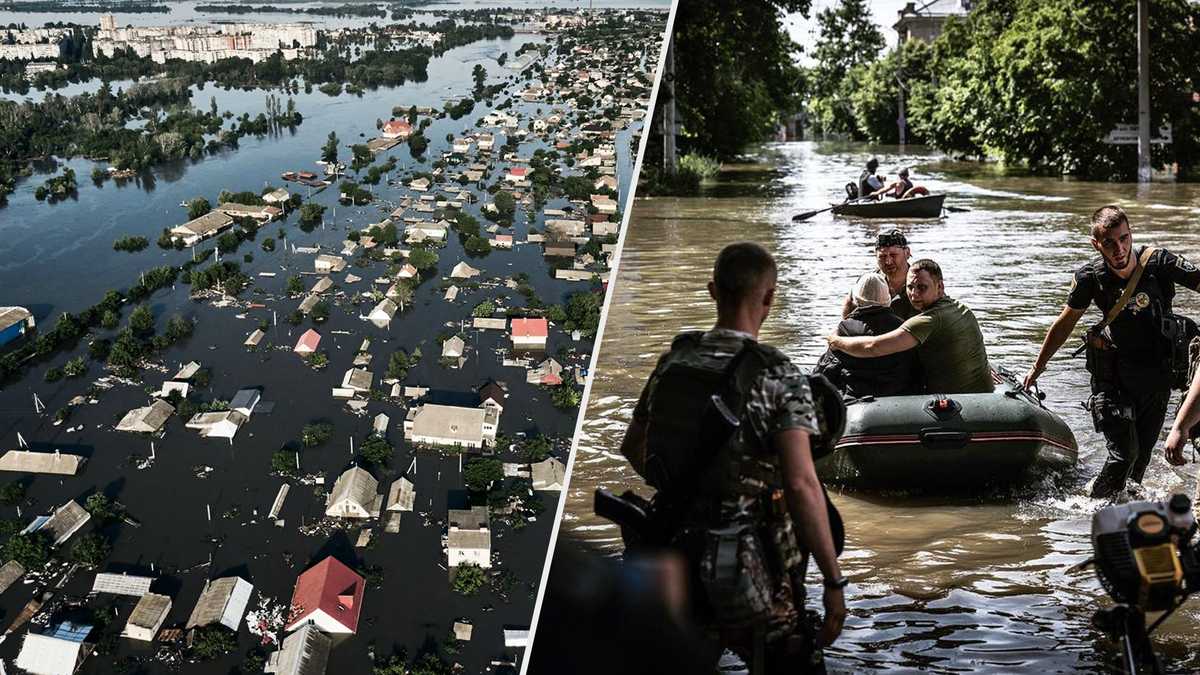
<box><xmin>1132</xmin><ymin>292</ymin><xmax>1151</xmax><ymax>312</ymax></box>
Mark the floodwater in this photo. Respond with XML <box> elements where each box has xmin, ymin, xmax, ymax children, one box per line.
<box><xmin>0</xmin><ymin>16</ymin><xmax>660</xmax><ymax>673</ymax></box>
<box><xmin>563</xmin><ymin>141</ymin><xmax>1200</xmax><ymax>673</ymax></box>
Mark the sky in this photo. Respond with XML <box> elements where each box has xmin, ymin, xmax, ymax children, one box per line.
<box><xmin>785</xmin><ymin>0</ymin><xmax>912</xmax><ymax>65</ymax></box>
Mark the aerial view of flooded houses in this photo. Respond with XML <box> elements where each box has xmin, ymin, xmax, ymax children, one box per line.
<box><xmin>0</xmin><ymin>3</ymin><xmax>667</xmax><ymax>673</ymax></box>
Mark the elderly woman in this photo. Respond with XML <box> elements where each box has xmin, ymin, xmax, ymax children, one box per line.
<box><xmin>815</xmin><ymin>273</ymin><xmax>919</xmax><ymax>397</ymax></box>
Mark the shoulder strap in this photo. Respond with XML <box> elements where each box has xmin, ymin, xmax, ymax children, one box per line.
<box><xmin>1098</xmin><ymin>247</ymin><xmax>1157</xmax><ymax>330</ymax></box>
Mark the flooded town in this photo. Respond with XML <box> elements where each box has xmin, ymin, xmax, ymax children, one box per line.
<box><xmin>0</xmin><ymin>2</ymin><xmax>668</xmax><ymax>673</ymax></box>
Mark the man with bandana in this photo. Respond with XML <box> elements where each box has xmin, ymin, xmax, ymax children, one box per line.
<box><xmin>841</xmin><ymin>229</ymin><xmax>917</xmax><ymax>321</ymax></box>
<box><xmin>1024</xmin><ymin>205</ymin><xmax>1200</xmax><ymax>498</ymax></box>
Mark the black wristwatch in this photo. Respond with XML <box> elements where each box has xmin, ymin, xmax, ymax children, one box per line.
<box><xmin>824</xmin><ymin>576</ymin><xmax>849</xmax><ymax>590</ymax></box>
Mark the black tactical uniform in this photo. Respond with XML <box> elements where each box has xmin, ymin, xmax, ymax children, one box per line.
<box><xmin>1067</xmin><ymin>246</ymin><xmax>1200</xmax><ymax>497</ymax></box>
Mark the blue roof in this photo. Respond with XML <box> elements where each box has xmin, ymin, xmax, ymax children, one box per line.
<box><xmin>48</xmin><ymin>622</ymin><xmax>91</xmax><ymax>643</ymax></box>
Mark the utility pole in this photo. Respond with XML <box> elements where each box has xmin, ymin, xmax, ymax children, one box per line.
<box><xmin>1137</xmin><ymin>0</ymin><xmax>1151</xmax><ymax>183</ymax></box>
<box><xmin>897</xmin><ymin>74</ymin><xmax>907</xmax><ymax>146</ymax></box>
<box><xmin>662</xmin><ymin>34</ymin><xmax>676</xmax><ymax>175</ymax></box>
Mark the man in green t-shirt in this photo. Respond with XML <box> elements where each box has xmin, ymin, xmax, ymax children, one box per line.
<box><xmin>826</xmin><ymin>259</ymin><xmax>993</xmax><ymax>394</ymax></box>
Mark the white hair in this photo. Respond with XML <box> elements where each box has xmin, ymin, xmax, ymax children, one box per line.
<box><xmin>852</xmin><ymin>273</ymin><xmax>891</xmax><ymax>308</ymax></box>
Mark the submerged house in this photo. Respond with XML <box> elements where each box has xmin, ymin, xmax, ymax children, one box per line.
<box><xmin>404</xmin><ymin>404</ymin><xmax>498</xmax><ymax>449</ymax></box>
<box><xmin>531</xmin><ymin>457</ymin><xmax>566</xmax><ymax>492</ymax></box>
<box><xmin>294</xmin><ymin>329</ymin><xmax>321</xmax><ymax>355</ymax></box>
<box><xmin>122</xmin><ymin>593</ymin><xmax>171</xmax><ymax>642</ymax></box>
<box><xmin>15</xmin><ymin>621</ymin><xmax>93</xmax><ymax>675</ymax></box>
<box><xmin>185</xmin><ymin>410</ymin><xmax>248</xmax><ymax>444</ymax></box>
<box><xmin>283</xmin><ymin>556</ymin><xmax>366</xmax><ymax>634</ymax></box>
<box><xmin>0</xmin><ymin>307</ymin><xmax>35</xmax><ymax>347</ymax></box>
<box><xmin>170</xmin><ymin>211</ymin><xmax>234</xmax><ymax>247</ymax></box>
<box><xmin>186</xmin><ymin>576</ymin><xmax>254</xmax><ymax>631</ymax></box>
<box><xmin>0</xmin><ymin>450</ymin><xmax>85</xmax><ymax>476</ymax></box>
<box><xmin>447</xmin><ymin>506</ymin><xmax>491</xmax><ymax>569</ymax></box>
<box><xmin>264</xmin><ymin>623</ymin><xmax>332</xmax><ymax>675</ymax></box>
<box><xmin>325</xmin><ymin>467</ymin><xmax>381</xmax><ymax>519</ymax></box>
<box><xmin>115</xmin><ymin>399</ymin><xmax>175</xmax><ymax>434</ymax></box>
<box><xmin>22</xmin><ymin>500</ymin><xmax>90</xmax><ymax>546</ymax></box>
<box><xmin>510</xmin><ymin>318</ymin><xmax>549</xmax><ymax>350</ymax></box>
<box><xmin>368</xmin><ymin>298</ymin><xmax>398</xmax><ymax>328</ymax></box>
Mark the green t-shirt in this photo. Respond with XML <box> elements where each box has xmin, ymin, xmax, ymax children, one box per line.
<box><xmin>900</xmin><ymin>296</ymin><xmax>994</xmax><ymax>394</ymax></box>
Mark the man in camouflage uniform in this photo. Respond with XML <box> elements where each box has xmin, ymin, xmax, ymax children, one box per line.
<box><xmin>620</xmin><ymin>242</ymin><xmax>847</xmax><ymax>673</ymax></box>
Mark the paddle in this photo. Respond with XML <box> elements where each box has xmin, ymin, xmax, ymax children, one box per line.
<box><xmin>792</xmin><ymin>205</ymin><xmax>837</xmax><ymax>222</ymax></box>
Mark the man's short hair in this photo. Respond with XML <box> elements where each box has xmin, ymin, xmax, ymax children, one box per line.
<box><xmin>1091</xmin><ymin>205</ymin><xmax>1129</xmax><ymax>239</ymax></box>
<box><xmin>910</xmin><ymin>258</ymin><xmax>943</xmax><ymax>283</ymax></box>
<box><xmin>866</xmin><ymin>158</ymin><xmax>879</xmax><ymax>171</ymax></box>
<box><xmin>876</xmin><ymin>228</ymin><xmax>908</xmax><ymax>249</ymax></box>
<box><xmin>713</xmin><ymin>242</ymin><xmax>777</xmax><ymax>306</ymax></box>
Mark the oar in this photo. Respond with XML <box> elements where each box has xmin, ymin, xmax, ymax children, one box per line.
<box><xmin>792</xmin><ymin>205</ymin><xmax>836</xmax><ymax>222</ymax></box>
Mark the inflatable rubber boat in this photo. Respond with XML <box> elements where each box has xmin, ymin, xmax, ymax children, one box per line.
<box><xmin>816</xmin><ymin>367</ymin><xmax>1078</xmax><ymax>489</ymax></box>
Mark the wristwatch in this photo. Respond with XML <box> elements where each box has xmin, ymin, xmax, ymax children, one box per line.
<box><xmin>824</xmin><ymin>576</ymin><xmax>849</xmax><ymax>590</ymax></box>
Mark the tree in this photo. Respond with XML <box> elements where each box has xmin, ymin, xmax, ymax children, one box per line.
<box><xmin>299</xmin><ymin>203</ymin><xmax>326</xmax><ymax>227</ymax></box>
<box><xmin>322</xmin><ymin>131</ymin><xmax>339</xmax><ymax>163</ymax></box>
<box><xmin>408</xmin><ymin>248</ymin><xmax>438</xmax><ymax>270</ymax></box>
<box><xmin>472</xmin><ymin>301</ymin><xmax>495</xmax><ymax>318</ymax></box>
<box><xmin>286</xmin><ymin>275</ymin><xmax>305</xmax><ymax>294</ymax></box>
<box><xmin>69</xmin><ymin>533</ymin><xmax>111</xmax><ymax>567</ymax></box>
<box><xmin>386</xmin><ymin>350</ymin><xmax>412</xmax><ymax>380</ymax></box>
<box><xmin>522</xmin><ymin>435</ymin><xmax>553</xmax><ymax>462</ymax></box>
<box><xmin>128</xmin><ymin>305</ymin><xmax>154</xmax><ymax>336</ymax></box>
<box><xmin>302</xmin><ymin>422</ymin><xmax>333</xmax><ymax>447</ymax></box>
<box><xmin>0</xmin><ymin>482</ymin><xmax>25</xmax><ymax>506</ymax></box>
<box><xmin>271</xmin><ymin>449</ymin><xmax>298</xmax><ymax>476</ymax></box>
<box><xmin>808</xmin><ymin>0</ymin><xmax>885</xmax><ymax>137</ymax></box>
<box><xmin>551</xmin><ymin>378</ymin><xmax>582</xmax><ymax>409</ymax></box>
<box><xmin>564</xmin><ymin>290</ymin><xmax>602</xmax><ymax>336</ymax></box>
<box><xmin>463</xmin><ymin>457</ymin><xmax>503</xmax><ymax>493</ymax></box>
<box><xmin>653</xmin><ymin>0</ymin><xmax>810</xmax><ymax>163</ymax></box>
<box><xmin>1</xmin><ymin>533</ymin><xmax>50</xmax><ymax>569</ymax></box>
<box><xmin>492</xmin><ymin>190</ymin><xmax>515</xmax><ymax>221</ymax></box>
<box><xmin>359</xmin><ymin>437</ymin><xmax>393</xmax><ymax>466</ymax></box>
<box><xmin>190</xmin><ymin>625</ymin><xmax>238</xmax><ymax>660</ymax></box>
<box><xmin>86</xmin><ymin>492</ymin><xmax>125</xmax><ymax>525</ymax></box>
<box><xmin>188</xmin><ymin>197</ymin><xmax>211</xmax><ymax>220</ymax></box>
<box><xmin>451</xmin><ymin>563</ymin><xmax>486</xmax><ymax>595</ymax></box>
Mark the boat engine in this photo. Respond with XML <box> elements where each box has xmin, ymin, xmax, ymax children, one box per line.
<box><xmin>1088</xmin><ymin>495</ymin><xmax>1200</xmax><ymax>674</ymax></box>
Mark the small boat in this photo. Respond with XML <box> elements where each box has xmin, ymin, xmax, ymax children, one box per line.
<box><xmin>817</xmin><ymin>367</ymin><xmax>1077</xmax><ymax>489</ymax></box>
<box><xmin>281</xmin><ymin>171</ymin><xmax>297</xmax><ymax>181</ymax></box>
<box><xmin>831</xmin><ymin>194</ymin><xmax>946</xmax><ymax>219</ymax></box>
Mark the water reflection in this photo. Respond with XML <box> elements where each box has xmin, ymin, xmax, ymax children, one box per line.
<box><xmin>568</xmin><ymin>141</ymin><xmax>1200</xmax><ymax>672</ymax></box>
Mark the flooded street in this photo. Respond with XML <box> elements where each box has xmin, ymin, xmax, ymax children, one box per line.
<box><xmin>565</xmin><ymin>141</ymin><xmax>1200</xmax><ymax>673</ymax></box>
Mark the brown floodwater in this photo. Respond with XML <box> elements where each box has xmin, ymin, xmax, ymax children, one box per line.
<box><xmin>561</xmin><ymin>141</ymin><xmax>1200</xmax><ymax>673</ymax></box>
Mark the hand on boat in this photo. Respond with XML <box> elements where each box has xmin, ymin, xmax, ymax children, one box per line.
<box><xmin>818</xmin><ymin>586</ymin><xmax>846</xmax><ymax>647</ymax></box>
<box><xmin>1022</xmin><ymin>365</ymin><xmax>1043</xmax><ymax>390</ymax></box>
<box><xmin>1165</xmin><ymin>427</ymin><xmax>1189</xmax><ymax>466</ymax></box>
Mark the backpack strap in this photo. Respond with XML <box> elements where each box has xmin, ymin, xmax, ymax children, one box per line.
<box><xmin>1097</xmin><ymin>247</ymin><xmax>1157</xmax><ymax>331</ymax></box>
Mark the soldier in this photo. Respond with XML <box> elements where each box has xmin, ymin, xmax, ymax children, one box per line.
<box><xmin>1024</xmin><ymin>205</ymin><xmax>1200</xmax><ymax>498</ymax></box>
<box><xmin>841</xmin><ymin>229</ymin><xmax>916</xmax><ymax>320</ymax></box>
<box><xmin>619</xmin><ymin>241</ymin><xmax>847</xmax><ymax>674</ymax></box>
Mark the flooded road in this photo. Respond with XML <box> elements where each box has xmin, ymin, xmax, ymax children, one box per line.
<box><xmin>564</xmin><ymin>141</ymin><xmax>1200</xmax><ymax>673</ymax></box>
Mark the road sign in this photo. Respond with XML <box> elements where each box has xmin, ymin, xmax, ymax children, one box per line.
<box><xmin>1103</xmin><ymin>123</ymin><xmax>1172</xmax><ymax>145</ymax></box>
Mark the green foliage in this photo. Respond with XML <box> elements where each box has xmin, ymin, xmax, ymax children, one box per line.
<box><xmin>0</xmin><ymin>482</ymin><xmax>25</xmax><ymax>506</ymax></box>
<box><xmin>299</xmin><ymin>203</ymin><xmax>326</xmax><ymax>227</ymax></box>
<box><xmin>101</xmin><ymin>310</ymin><xmax>119</xmax><ymax>330</ymax></box>
<box><xmin>660</xmin><ymin>0</ymin><xmax>809</xmax><ymax>161</ymax></box>
<box><xmin>471</xmin><ymin>301</ymin><xmax>495</xmax><ymax>318</ymax></box>
<box><xmin>463</xmin><ymin>235</ymin><xmax>491</xmax><ymax>256</ymax></box>
<box><xmin>261</xmin><ymin>237</ymin><xmax>275</xmax><ymax>252</ymax></box>
<box><xmin>551</xmin><ymin>378</ymin><xmax>582</xmax><ymax>409</ymax></box>
<box><xmin>521</xmin><ymin>435</ymin><xmax>553</xmax><ymax>462</ymax></box>
<box><xmin>408</xmin><ymin>248</ymin><xmax>438</xmax><ymax>270</ymax></box>
<box><xmin>386</xmin><ymin>350</ymin><xmax>415</xmax><ymax>380</ymax></box>
<box><xmin>63</xmin><ymin>356</ymin><xmax>87</xmax><ymax>378</ymax></box>
<box><xmin>1</xmin><ymin>533</ymin><xmax>50</xmax><ymax>570</ymax></box>
<box><xmin>677</xmin><ymin>153</ymin><xmax>721</xmax><ymax>181</ymax></box>
<box><xmin>271</xmin><ymin>449</ymin><xmax>298</xmax><ymax>476</ymax></box>
<box><xmin>301</xmin><ymin>422</ymin><xmax>333</xmax><ymax>447</ymax></box>
<box><xmin>188</xmin><ymin>197</ymin><xmax>212</xmax><ymax>220</ymax></box>
<box><xmin>321</xmin><ymin>131</ymin><xmax>339</xmax><ymax>163</ymax></box>
<box><xmin>190</xmin><ymin>625</ymin><xmax>238</xmax><ymax>660</ymax></box>
<box><xmin>44</xmin><ymin>367</ymin><xmax>63</xmax><ymax>382</ymax></box>
<box><xmin>358</xmin><ymin>437</ymin><xmax>393</xmax><ymax>466</ymax></box>
<box><xmin>86</xmin><ymin>493</ymin><xmax>126</xmax><ymax>525</ymax></box>
<box><xmin>113</xmin><ymin>236</ymin><xmax>149</xmax><ymax>252</ymax></box>
<box><xmin>451</xmin><ymin>563</ymin><xmax>486</xmax><ymax>595</ymax></box>
<box><xmin>463</xmin><ymin>457</ymin><xmax>503</xmax><ymax>493</ymax></box>
<box><xmin>69</xmin><ymin>533</ymin><xmax>111</xmax><ymax>567</ymax></box>
<box><xmin>807</xmin><ymin>0</ymin><xmax>885</xmax><ymax>137</ymax></box>
<box><xmin>564</xmin><ymin>290</ymin><xmax>602</xmax><ymax>336</ymax></box>
<box><xmin>286</xmin><ymin>275</ymin><xmax>305</xmax><ymax>294</ymax></box>
<box><xmin>128</xmin><ymin>305</ymin><xmax>154</xmax><ymax>336</ymax></box>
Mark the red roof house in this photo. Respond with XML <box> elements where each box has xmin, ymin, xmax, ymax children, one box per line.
<box><xmin>510</xmin><ymin>317</ymin><xmax>549</xmax><ymax>349</ymax></box>
<box><xmin>504</xmin><ymin>167</ymin><xmax>529</xmax><ymax>182</ymax></box>
<box><xmin>284</xmin><ymin>557</ymin><xmax>365</xmax><ymax>635</ymax></box>
<box><xmin>381</xmin><ymin>119</ymin><xmax>412</xmax><ymax>139</ymax></box>
<box><xmin>294</xmin><ymin>329</ymin><xmax>322</xmax><ymax>355</ymax></box>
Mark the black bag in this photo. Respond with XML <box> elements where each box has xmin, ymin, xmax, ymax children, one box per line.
<box><xmin>1162</xmin><ymin>312</ymin><xmax>1200</xmax><ymax>390</ymax></box>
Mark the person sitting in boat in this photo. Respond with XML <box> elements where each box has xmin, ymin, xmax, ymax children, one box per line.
<box><xmin>868</xmin><ymin>168</ymin><xmax>928</xmax><ymax>200</ymax></box>
<box><xmin>816</xmin><ymin>273</ymin><xmax>919</xmax><ymax>397</ymax></box>
<box><xmin>857</xmin><ymin>158</ymin><xmax>883</xmax><ymax>200</ymax></box>
<box><xmin>827</xmin><ymin>259</ymin><xmax>994</xmax><ymax>395</ymax></box>
<box><xmin>841</xmin><ymin>229</ymin><xmax>917</xmax><ymax>320</ymax></box>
